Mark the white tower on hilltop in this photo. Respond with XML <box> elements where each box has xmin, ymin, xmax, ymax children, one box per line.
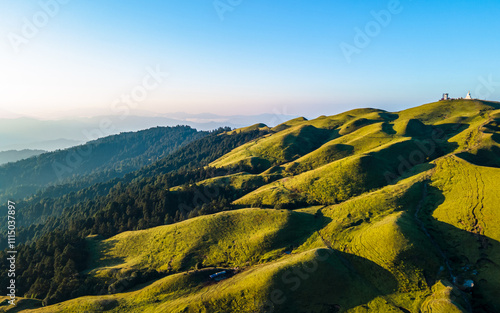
<box><xmin>465</xmin><ymin>91</ymin><xmax>472</xmax><ymax>100</ymax></box>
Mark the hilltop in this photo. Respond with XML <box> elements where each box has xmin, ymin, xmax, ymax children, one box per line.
<box><xmin>1</xmin><ymin>99</ymin><xmax>500</xmax><ymax>312</ymax></box>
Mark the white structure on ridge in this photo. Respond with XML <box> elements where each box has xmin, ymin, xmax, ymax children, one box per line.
<box><xmin>465</xmin><ymin>91</ymin><xmax>472</xmax><ymax>100</ymax></box>
<box><xmin>443</xmin><ymin>93</ymin><xmax>449</xmax><ymax>100</ymax></box>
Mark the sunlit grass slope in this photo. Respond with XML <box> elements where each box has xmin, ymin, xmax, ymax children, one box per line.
<box><xmin>227</xmin><ymin>123</ymin><xmax>270</xmax><ymax>135</ymax></box>
<box><xmin>420</xmin><ymin>281</ymin><xmax>470</xmax><ymax>313</ymax></box>
<box><xmin>422</xmin><ymin>155</ymin><xmax>500</xmax><ymax>311</ymax></box>
<box><xmin>210</xmin><ymin>109</ymin><xmax>391</xmax><ymax>170</ymax></box>
<box><xmin>285</xmin><ymin>121</ymin><xmax>398</xmax><ymax>174</ymax></box>
<box><xmin>30</xmin><ymin>173</ymin><xmax>465</xmax><ymax>313</ymax></box>
<box><xmin>169</xmin><ymin>172</ymin><xmax>276</xmax><ymax>192</ymax></box>
<box><xmin>90</xmin><ymin>208</ymin><xmax>322</xmax><ymax>276</ymax></box>
<box><xmin>27</xmin><ymin>248</ymin><xmax>397</xmax><ymax>313</ymax></box>
<box><xmin>234</xmin><ymin>138</ymin><xmax>440</xmax><ymax>206</ymax></box>
<box><xmin>210</xmin><ymin>124</ymin><xmax>335</xmax><ymax>169</ymax></box>
<box><xmin>22</xmin><ymin>100</ymin><xmax>500</xmax><ymax>313</ymax></box>
<box><xmin>315</xmin><ymin>174</ymin><xmax>456</xmax><ymax>311</ymax></box>
<box><xmin>396</xmin><ymin>100</ymin><xmax>496</xmax><ymax>124</ymax></box>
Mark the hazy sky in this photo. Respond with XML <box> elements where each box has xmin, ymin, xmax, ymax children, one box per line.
<box><xmin>1</xmin><ymin>0</ymin><xmax>499</xmax><ymax>119</ymax></box>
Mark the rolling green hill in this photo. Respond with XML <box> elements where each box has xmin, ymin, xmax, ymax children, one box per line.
<box><xmin>3</xmin><ymin>99</ymin><xmax>500</xmax><ymax>312</ymax></box>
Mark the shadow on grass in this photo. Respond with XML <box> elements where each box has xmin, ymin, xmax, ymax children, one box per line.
<box><xmin>382</xmin><ymin>122</ymin><xmax>397</xmax><ymax>135</ymax></box>
<box><xmin>177</xmin><ymin>210</ymin><xmax>332</xmax><ymax>272</ymax></box>
<box><xmin>258</xmin><ymin>248</ymin><xmax>399</xmax><ymax>313</ymax></box>
<box><xmin>268</xmin><ymin>210</ymin><xmax>332</xmax><ymax>252</ymax></box>
<box><xmin>457</xmin><ymin>147</ymin><xmax>500</xmax><ymax>168</ymax></box>
<box><xmin>433</xmin><ymin>123</ymin><xmax>469</xmax><ymax>141</ymax></box>
<box><xmin>420</xmin><ymin>184</ymin><xmax>500</xmax><ymax>313</ymax></box>
<box><xmin>87</xmin><ymin>237</ymin><xmax>126</xmax><ymax>270</ymax></box>
<box><xmin>379</xmin><ymin>112</ymin><xmax>399</xmax><ymax>121</ymax></box>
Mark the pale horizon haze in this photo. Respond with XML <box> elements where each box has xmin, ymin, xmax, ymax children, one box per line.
<box><xmin>1</xmin><ymin>0</ymin><xmax>500</xmax><ymax>120</ymax></box>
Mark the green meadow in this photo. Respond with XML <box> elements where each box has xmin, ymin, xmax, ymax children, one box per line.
<box><xmin>7</xmin><ymin>100</ymin><xmax>500</xmax><ymax>312</ymax></box>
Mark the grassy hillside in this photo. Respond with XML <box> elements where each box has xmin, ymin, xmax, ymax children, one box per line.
<box><xmin>7</xmin><ymin>99</ymin><xmax>500</xmax><ymax>312</ymax></box>
<box><xmin>210</xmin><ymin>109</ymin><xmax>390</xmax><ymax>171</ymax></box>
<box><xmin>422</xmin><ymin>156</ymin><xmax>500</xmax><ymax>311</ymax></box>
<box><xmin>89</xmin><ymin>208</ymin><xmax>323</xmax><ymax>275</ymax></box>
<box><xmin>234</xmin><ymin>138</ymin><xmax>440</xmax><ymax>207</ymax></box>
<box><xmin>210</xmin><ymin>124</ymin><xmax>334</xmax><ymax>171</ymax></box>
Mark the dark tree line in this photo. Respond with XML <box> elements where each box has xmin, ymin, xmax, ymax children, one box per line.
<box><xmin>0</xmin><ymin>125</ymin><xmax>206</xmax><ymax>204</ymax></box>
<box><xmin>0</xmin><ymin>231</ymin><xmax>90</xmax><ymax>306</ymax></box>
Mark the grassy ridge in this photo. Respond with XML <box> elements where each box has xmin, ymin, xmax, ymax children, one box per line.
<box><xmin>25</xmin><ymin>249</ymin><xmax>391</xmax><ymax>313</ymax></box>
<box><xmin>17</xmin><ymin>100</ymin><xmax>500</xmax><ymax>312</ymax></box>
<box><xmin>210</xmin><ymin>124</ymin><xmax>335</xmax><ymax>169</ymax></box>
<box><xmin>234</xmin><ymin>138</ymin><xmax>441</xmax><ymax>206</ymax></box>
<box><xmin>423</xmin><ymin>156</ymin><xmax>500</xmax><ymax>311</ymax></box>
<box><xmin>210</xmin><ymin>109</ymin><xmax>389</xmax><ymax>170</ymax></box>
<box><xmin>90</xmin><ymin>209</ymin><xmax>323</xmax><ymax>276</ymax></box>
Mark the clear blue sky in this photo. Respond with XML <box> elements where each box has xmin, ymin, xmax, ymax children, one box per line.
<box><xmin>1</xmin><ymin>0</ymin><xmax>499</xmax><ymax>119</ymax></box>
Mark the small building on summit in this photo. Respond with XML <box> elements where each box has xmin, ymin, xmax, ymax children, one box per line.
<box><xmin>441</xmin><ymin>92</ymin><xmax>474</xmax><ymax>101</ymax></box>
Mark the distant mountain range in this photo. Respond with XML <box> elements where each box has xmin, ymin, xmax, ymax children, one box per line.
<box><xmin>0</xmin><ymin>125</ymin><xmax>207</xmax><ymax>204</ymax></box>
<box><xmin>0</xmin><ymin>113</ymin><xmax>296</xmax><ymax>152</ymax></box>
<box><xmin>0</xmin><ymin>149</ymin><xmax>47</xmax><ymax>165</ymax></box>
